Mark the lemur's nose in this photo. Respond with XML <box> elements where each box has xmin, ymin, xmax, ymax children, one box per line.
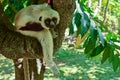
<box><xmin>50</xmin><ymin>21</ymin><xmax>55</xmax><ymax>26</ymax></box>
<box><xmin>49</xmin><ymin>21</ymin><xmax>56</xmax><ymax>28</ymax></box>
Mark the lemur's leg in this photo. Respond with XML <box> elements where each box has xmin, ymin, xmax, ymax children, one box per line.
<box><xmin>38</xmin><ymin>29</ymin><xmax>60</xmax><ymax>76</ymax></box>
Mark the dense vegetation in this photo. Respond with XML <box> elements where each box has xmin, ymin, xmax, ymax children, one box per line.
<box><xmin>69</xmin><ymin>0</ymin><xmax>120</xmax><ymax>71</ymax></box>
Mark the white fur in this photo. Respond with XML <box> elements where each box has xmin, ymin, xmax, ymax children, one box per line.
<box><xmin>14</xmin><ymin>4</ymin><xmax>60</xmax><ymax>30</ymax></box>
<box><xmin>14</xmin><ymin>4</ymin><xmax>60</xmax><ymax>76</ymax></box>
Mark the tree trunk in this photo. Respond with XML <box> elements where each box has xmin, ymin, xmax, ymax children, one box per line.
<box><xmin>0</xmin><ymin>0</ymin><xmax>74</xmax><ymax>80</ymax></box>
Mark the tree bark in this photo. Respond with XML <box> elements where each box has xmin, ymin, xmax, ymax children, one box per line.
<box><xmin>0</xmin><ymin>0</ymin><xmax>74</xmax><ymax>80</ymax></box>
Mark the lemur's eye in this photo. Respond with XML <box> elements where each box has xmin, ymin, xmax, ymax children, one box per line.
<box><xmin>39</xmin><ymin>16</ymin><xmax>42</xmax><ymax>21</ymax></box>
<box><xmin>45</xmin><ymin>18</ymin><xmax>51</xmax><ymax>25</ymax></box>
<box><xmin>52</xmin><ymin>17</ymin><xmax>57</xmax><ymax>24</ymax></box>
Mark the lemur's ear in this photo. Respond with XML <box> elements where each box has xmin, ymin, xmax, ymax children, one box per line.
<box><xmin>47</xmin><ymin>0</ymin><xmax>53</xmax><ymax>8</ymax></box>
<box><xmin>39</xmin><ymin>16</ymin><xmax>42</xmax><ymax>21</ymax></box>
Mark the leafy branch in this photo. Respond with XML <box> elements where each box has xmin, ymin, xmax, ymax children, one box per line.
<box><xmin>69</xmin><ymin>0</ymin><xmax>120</xmax><ymax>71</ymax></box>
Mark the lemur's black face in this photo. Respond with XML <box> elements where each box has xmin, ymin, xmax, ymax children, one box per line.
<box><xmin>39</xmin><ymin>16</ymin><xmax>57</xmax><ymax>28</ymax></box>
<box><xmin>44</xmin><ymin>17</ymin><xmax>57</xmax><ymax>28</ymax></box>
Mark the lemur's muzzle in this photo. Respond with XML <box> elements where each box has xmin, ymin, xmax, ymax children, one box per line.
<box><xmin>45</xmin><ymin>18</ymin><xmax>57</xmax><ymax>29</ymax></box>
<box><xmin>49</xmin><ymin>21</ymin><xmax>56</xmax><ymax>28</ymax></box>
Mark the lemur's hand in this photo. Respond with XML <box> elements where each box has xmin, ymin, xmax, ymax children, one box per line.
<box><xmin>50</xmin><ymin>29</ymin><xmax>58</xmax><ymax>38</ymax></box>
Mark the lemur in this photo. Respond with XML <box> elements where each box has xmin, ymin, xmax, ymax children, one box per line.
<box><xmin>14</xmin><ymin>3</ymin><xmax>60</xmax><ymax>76</ymax></box>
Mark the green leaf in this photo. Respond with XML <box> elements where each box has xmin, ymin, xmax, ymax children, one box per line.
<box><xmin>73</xmin><ymin>12</ymin><xmax>82</xmax><ymax>35</ymax></box>
<box><xmin>110</xmin><ymin>54</ymin><xmax>120</xmax><ymax>71</ymax></box>
<box><xmin>69</xmin><ymin>21</ymin><xmax>74</xmax><ymax>34</ymax></box>
<box><xmin>90</xmin><ymin>43</ymin><xmax>105</xmax><ymax>57</ymax></box>
<box><xmin>93</xmin><ymin>17</ymin><xmax>103</xmax><ymax>25</ymax></box>
<box><xmin>106</xmin><ymin>32</ymin><xmax>120</xmax><ymax>42</ymax></box>
<box><xmin>74</xmin><ymin>12</ymin><xmax>81</xmax><ymax>27</ymax></box>
<box><xmin>90</xmin><ymin>20</ymin><xmax>98</xmax><ymax>42</ymax></box>
<box><xmin>97</xmin><ymin>27</ymin><xmax>105</xmax><ymax>46</ymax></box>
<box><xmin>80</xmin><ymin>12</ymin><xmax>90</xmax><ymax>37</ymax></box>
<box><xmin>84</xmin><ymin>37</ymin><xmax>95</xmax><ymax>54</ymax></box>
<box><xmin>101</xmin><ymin>43</ymin><xmax>114</xmax><ymax>64</ymax></box>
<box><xmin>83</xmin><ymin>35</ymin><xmax>90</xmax><ymax>47</ymax></box>
<box><xmin>81</xmin><ymin>0</ymin><xmax>87</xmax><ymax>3</ymax></box>
<box><xmin>75</xmin><ymin>1</ymin><xmax>90</xmax><ymax>37</ymax></box>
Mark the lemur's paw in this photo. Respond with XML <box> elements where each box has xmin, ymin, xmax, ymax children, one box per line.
<box><xmin>50</xmin><ymin>29</ymin><xmax>58</xmax><ymax>38</ymax></box>
<box><xmin>53</xmin><ymin>68</ymin><xmax>60</xmax><ymax>77</ymax></box>
<box><xmin>51</xmin><ymin>64</ymin><xmax>60</xmax><ymax>77</ymax></box>
<box><xmin>53</xmin><ymin>31</ymin><xmax>58</xmax><ymax>38</ymax></box>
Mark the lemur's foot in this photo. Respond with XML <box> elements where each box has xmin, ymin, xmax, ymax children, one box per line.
<box><xmin>54</xmin><ymin>71</ymin><xmax>60</xmax><ymax>77</ymax></box>
<box><xmin>44</xmin><ymin>59</ymin><xmax>60</xmax><ymax>77</ymax></box>
<box><xmin>51</xmin><ymin>63</ymin><xmax>60</xmax><ymax>77</ymax></box>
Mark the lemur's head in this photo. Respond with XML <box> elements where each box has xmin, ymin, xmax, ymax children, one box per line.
<box><xmin>38</xmin><ymin>8</ymin><xmax>60</xmax><ymax>29</ymax></box>
<box><xmin>14</xmin><ymin>4</ymin><xmax>60</xmax><ymax>31</ymax></box>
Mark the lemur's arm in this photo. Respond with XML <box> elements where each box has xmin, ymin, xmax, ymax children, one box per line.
<box><xmin>50</xmin><ymin>29</ymin><xmax>58</xmax><ymax>38</ymax></box>
<box><xmin>38</xmin><ymin>29</ymin><xmax>59</xmax><ymax>75</ymax></box>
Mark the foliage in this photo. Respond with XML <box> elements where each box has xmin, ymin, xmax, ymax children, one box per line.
<box><xmin>1</xmin><ymin>0</ymin><xmax>31</xmax><ymax>23</ymax></box>
<box><xmin>0</xmin><ymin>56</ymin><xmax>14</xmax><ymax>80</ymax></box>
<box><xmin>69</xmin><ymin>0</ymin><xmax>120</xmax><ymax>71</ymax></box>
<box><xmin>0</xmin><ymin>48</ymin><xmax>120</xmax><ymax>80</ymax></box>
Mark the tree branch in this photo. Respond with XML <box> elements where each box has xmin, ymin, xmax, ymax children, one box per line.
<box><xmin>103</xmin><ymin>0</ymin><xmax>110</xmax><ymax>24</ymax></box>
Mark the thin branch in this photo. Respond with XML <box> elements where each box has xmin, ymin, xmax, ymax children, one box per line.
<box><xmin>103</xmin><ymin>0</ymin><xmax>110</xmax><ymax>24</ymax></box>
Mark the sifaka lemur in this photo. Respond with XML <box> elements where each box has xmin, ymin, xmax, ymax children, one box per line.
<box><xmin>14</xmin><ymin>3</ymin><xmax>60</xmax><ymax>76</ymax></box>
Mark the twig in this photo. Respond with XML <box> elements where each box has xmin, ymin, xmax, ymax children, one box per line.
<box><xmin>103</xmin><ymin>0</ymin><xmax>110</xmax><ymax>24</ymax></box>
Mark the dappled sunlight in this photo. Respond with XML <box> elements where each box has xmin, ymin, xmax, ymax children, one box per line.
<box><xmin>45</xmin><ymin>48</ymin><xmax>120</xmax><ymax>80</ymax></box>
<box><xmin>86</xmin><ymin>66</ymin><xmax>106</xmax><ymax>74</ymax></box>
<box><xmin>0</xmin><ymin>55</ymin><xmax>15</xmax><ymax>80</ymax></box>
<box><xmin>60</xmin><ymin>66</ymin><xmax>79</xmax><ymax>76</ymax></box>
